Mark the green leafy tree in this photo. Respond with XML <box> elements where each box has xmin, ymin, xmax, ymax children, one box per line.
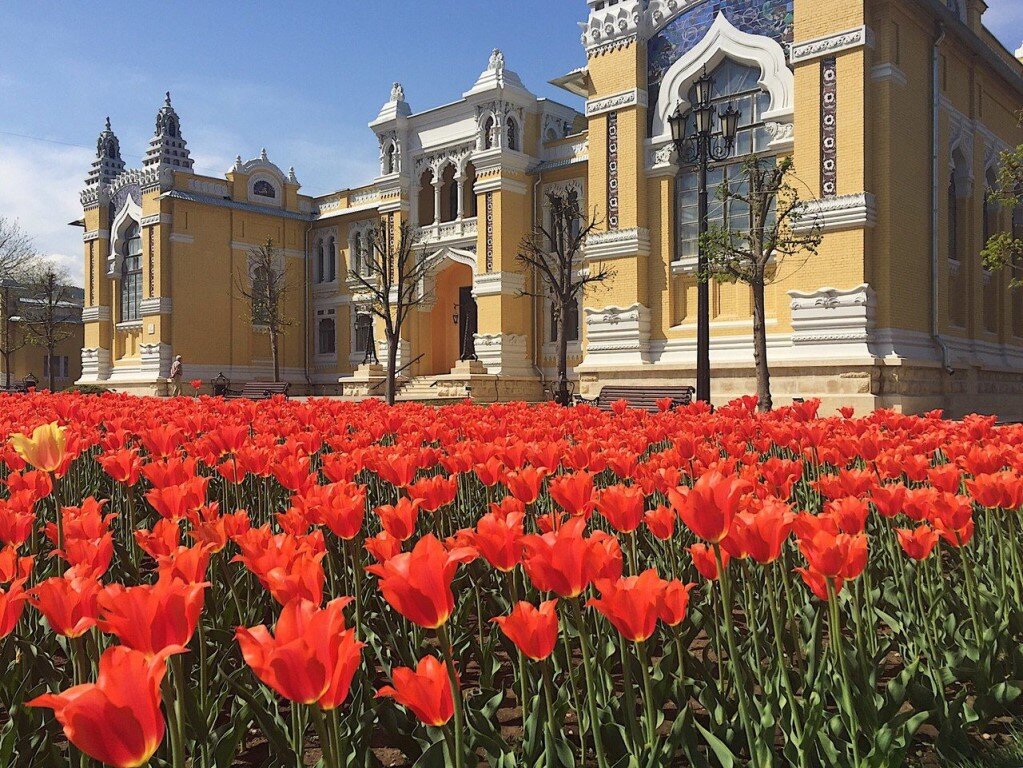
<box><xmin>981</xmin><ymin>141</ymin><xmax>1023</xmax><ymax>287</ymax></box>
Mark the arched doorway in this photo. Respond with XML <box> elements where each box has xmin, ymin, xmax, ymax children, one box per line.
<box><xmin>422</xmin><ymin>250</ymin><xmax>477</xmax><ymax>375</ymax></box>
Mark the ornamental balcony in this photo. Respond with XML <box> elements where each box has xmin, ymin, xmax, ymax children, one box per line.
<box><xmin>415</xmin><ymin>217</ymin><xmax>478</xmax><ymax>248</ymax></box>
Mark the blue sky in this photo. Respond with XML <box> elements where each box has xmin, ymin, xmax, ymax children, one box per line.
<box><xmin>0</xmin><ymin>0</ymin><xmax>1020</xmax><ymax>286</ymax></box>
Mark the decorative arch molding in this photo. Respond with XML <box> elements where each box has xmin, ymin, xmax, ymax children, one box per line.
<box><xmin>417</xmin><ymin>246</ymin><xmax>478</xmax><ymax>312</ymax></box>
<box><xmin>107</xmin><ymin>195</ymin><xmax>143</xmax><ymax>278</ymax></box>
<box><xmin>651</xmin><ymin>13</ymin><xmax>793</xmax><ymax>144</ymax></box>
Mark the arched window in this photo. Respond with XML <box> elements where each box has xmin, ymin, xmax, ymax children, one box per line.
<box><xmin>567</xmin><ymin>189</ymin><xmax>582</xmax><ymax>243</ymax></box>
<box><xmin>327</xmin><ymin>237</ymin><xmax>336</xmax><ymax>282</ymax></box>
<box><xmin>318</xmin><ymin>318</ymin><xmax>336</xmax><ymax>355</ymax></box>
<box><xmin>983</xmin><ymin>169</ymin><xmax>999</xmax><ymax>247</ymax></box>
<box><xmin>355</xmin><ymin>312</ymin><xmax>373</xmax><ymax>355</ymax></box>
<box><xmin>352</xmin><ymin>232</ymin><xmax>363</xmax><ymax>276</ymax></box>
<box><xmin>365</xmin><ymin>230</ymin><xmax>377</xmax><ymax>276</ymax></box>
<box><xmin>675</xmin><ymin>60</ymin><xmax>772</xmax><ymax>261</ymax></box>
<box><xmin>120</xmin><ymin>222</ymin><xmax>142</xmax><ymax>322</ymax></box>
<box><xmin>948</xmin><ymin>174</ymin><xmax>959</xmax><ymax>263</ymax></box>
<box><xmin>384</xmin><ymin>143</ymin><xmax>397</xmax><ymax>174</ymax></box>
<box><xmin>506</xmin><ymin>117</ymin><xmax>519</xmax><ymax>151</ymax></box>
<box><xmin>550</xmin><ymin>295</ymin><xmax>580</xmax><ymax>343</ymax></box>
<box><xmin>483</xmin><ymin>117</ymin><xmax>495</xmax><ymax>150</ymax></box>
<box><xmin>316</xmin><ymin>241</ymin><xmax>325</xmax><ymax>283</ymax></box>
<box><xmin>464</xmin><ymin>163</ymin><xmax>478</xmax><ymax>218</ymax></box>
<box><xmin>253</xmin><ymin>180</ymin><xmax>276</xmax><ymax>198</ymax></box>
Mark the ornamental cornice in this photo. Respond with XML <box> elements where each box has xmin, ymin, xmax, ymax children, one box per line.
<box><xmin>81</xmin><ymin>306</ymin><xmax>112</xmax><ymax>323</ymax></box>
<box><xmin>792</xmin><ymin>193</ymin><xmax>877</xmax><ymax>234</ymax></box>
<box><xmin>83</xmin><ymin>229</ymin><xmax>109</xmax><ymax>243</ymax></box>
<box><xmin>789</xmin><ymin>26</ymin><xmax>874</xmax><ymax>64</ymax></box>
<box><xmin>585</xmin><ymin>228</ymin><xmax>651</xmax><ymax>260</ymax></box>
<box><xmin>585</xmin><ymin>89</ymin><xmax>648</xmax><ymax>117</ymax></box>
<box><xmin>472</xmin><ymin>271</ymin><xmax>526</xmax><ymax>297</ymax></box>
<box><xmin>140</xmin><ymin>297</ymin><xmax>173</xmax><ymax>316</ymax></box>
<box><xmin>586</xmin><ymin>35</ymin><xmax>637</xmax><ymax>58</ymax></box>
<box><xmin>140</xmin><ymin>214</ymin><xmax>171</xmax><ymax>227</ymax></box>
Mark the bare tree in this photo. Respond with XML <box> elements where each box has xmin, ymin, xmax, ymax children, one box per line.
<box><xmin>234</xmin><ymin>238</ymin><xmax>292</xmax><ymax>383</ymax></box>
<box><xmin>517</xmin><ymin>191</ymin><xmax>612</xmax><ymax>406</ymax></box>
<box><xmin>347</xmin><ymin>220</ymin><xmax>432</xmax><ymax>405</ymax></box>
<box><xmin>700</xmin><ymin>156</ymin><xmax>822</xmax><ymax>411</ymax></box>
<box><xmin>0</xmin><ymin>218</ymin><xmax>39</xmax><ymax>388</ymax></box>
<box><xmin>19</xmin><ymin>266</ymin><xmax>78</xmax><ymax>392</ymax></box>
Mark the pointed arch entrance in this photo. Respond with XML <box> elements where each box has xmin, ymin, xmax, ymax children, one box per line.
<box><xmin>419</xmin><ymin>247</ymin><xmax>478</xmax><ymax>376</ymax></box>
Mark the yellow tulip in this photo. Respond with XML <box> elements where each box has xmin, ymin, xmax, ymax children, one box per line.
<box><xmin>9</xmin><ymin>422</ymin><xmax>67</xmax><ymax>473</ymax></box>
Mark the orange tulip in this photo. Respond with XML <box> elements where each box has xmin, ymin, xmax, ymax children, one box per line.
<box><xmin>366</xmin><ymin>534</ymin><xmax>475</xmax><ymax>629</ymax></box>
<box><xmin>376</xmin><ymin>655</ymin><xmax>454</xmax><ymax>726</ymax></box>
<box><xmin>364</xmin><ymin>530</ymin><xmax>403</xmax><ymax>563</ymax></box>
<box><xmin>97</xmin><ymin>576</ymin><xmax>206</xmax><ymax>656</ymax></box>
<box><xmin>733</xmin><ymin>500</ymin><xmax>795</xmax><ymax>564</ymax></box>
<box><xmin>0</xmin><ymin>545</ymin><xmax>33</xmax><ymax>584</ymax></box>
<box><xmin>643</xmin><ymin>505</ymin><xmax>676</xmax><ymax>541</ymax></box>
<box><xmin>406</xmin><ymin>476</ymin><xmax>458</xmax><ymax>512</ymax></box>
<box><xmin>466</xmin><ymin>509</ymin><xmax>524</xmax><ymax>573</ymax></box>
<box><xmin>492</xmin><ymin>600</ymin><xmax>559</xmax><ymax>661</ymax></box>
<box><xmin>657</xmin><ymin>580</ymin><xmax>696</xmax><ymax>627</ymax></box>
<box><xmin>504</xmin><ymin>466</ymin><xmax>547</xmax><ymax>505</ymax></box>
<box><xmin>236</xmin><ymin>597</ymin><xmax>363</xmax><ymax>709</ymax></box>
<box><xmin>689</xmin><ymin>543</ymin><xmax>728</xmax><ymax>581</ymax></box>
<box><xmin>28</xmin><ymin>645</ymin><xmax>173</xmax><ymax>768</ymax></box>
<box><xmin>0</xmin><ymin>580</ymin><xmax>27</xmax><ymax>638</ymax></box>
<box><xmin>9</xmin><ymin>422</ymin><xmax>66</xmax><ymax>474</ymax></box>
<box><xmin>548</xmin><ymin>471</ymin><xmax>596</xmax><ymax>518</ymax></box>
<box><xmin>896</xmin><ymin>525</ymin><xmax>940</xmax><ymax>561</ymax></box>
<box><xmin>375</xmin><ymin>497</ymin><xmax>422</xmax><ymax>541</ymax></box>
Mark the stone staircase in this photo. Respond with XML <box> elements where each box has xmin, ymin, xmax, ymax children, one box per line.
<box><xmin>395</xmin><ymin>375</ymin><xmax>470</xmax><ymax>402</ymax></box>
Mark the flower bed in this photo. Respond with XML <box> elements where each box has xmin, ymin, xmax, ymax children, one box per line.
<box><xmin>0</xmin><ymin>392</ymin><xmax>1020</xmax><ymax>767</ymax></box>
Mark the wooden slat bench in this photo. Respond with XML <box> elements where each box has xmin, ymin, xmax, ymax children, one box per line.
<box><xmin>226</xmin><ymin>381</ymin><xmax>291</xmax><ymax>400</ymax></box>
<box><xmin>574</xmin><ymin>385</ymin><xmax>695</xmax><ymax>413</ymax></box>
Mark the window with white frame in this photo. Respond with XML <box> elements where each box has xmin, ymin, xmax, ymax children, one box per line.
<box><xmin>120</xmin><ymin>221</ymin><xmax>142</xmax><ymax>322</ymax></box>
<box><xmin>316</xmin><ymin>311</ymin><xmax>336</xmax><ymax>355</ymax></box>
<box><xmin>674</xmin><ymin>60</ymin><xmax>774</xmax><ymax>262</ymax></box>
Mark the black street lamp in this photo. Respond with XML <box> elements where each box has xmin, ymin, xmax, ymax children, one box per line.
<box><xmin>669</xmin><ymin>71</ymin><xmax>740</xmax><ymax>405</ymax></box>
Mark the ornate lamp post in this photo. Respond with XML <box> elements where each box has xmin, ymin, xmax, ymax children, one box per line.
<box><xmin>669</xmin><ymin>71</ymin><xmax>740</xmax><ymax>404</ymax></box>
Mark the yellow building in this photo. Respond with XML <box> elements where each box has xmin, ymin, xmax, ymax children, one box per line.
<box><xmin>0</xmin><ymin>282</ymin><xmax>84</xmax><ymax>391</ymax></box>
<box><xmin>78</xmin><ymin>0</ymin><xmax>1023</xmax><ymax>416</ymax></box>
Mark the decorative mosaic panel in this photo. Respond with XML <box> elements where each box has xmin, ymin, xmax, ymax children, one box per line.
<box><xmin>647</xmin><ymin>0</ymin><xmax>794</xmax><ymax>131</ymax></box>
<box><xmin>821</xmin><ymin>57</ymin><xmax>838</xmax><ymax>197</ymax></box>
<box><xmin>485</xmin><ymin>193</ymin><xmax>494</xmax><ymax>272</ymax></box>
<box><xmin>88</xmin><ymin>242</ymin><xmax>94</xmax><ymax>306</ymax></box>
<box><xmin>147</xmin><ymin>227</ymin><xmax>155</xmax><ymax>296</ymax></box>
<box><xmin>607</xmin><ymin>112</ymin><xmax>620</xmax><ymax>230</ymax></box>
<box><xmin>108</xmin><ymin>182</ymin><xmax>141</xmax><ymax>222</ymax></box>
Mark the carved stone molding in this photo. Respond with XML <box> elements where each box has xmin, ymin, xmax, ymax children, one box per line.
<box><xmin>474</xmin><ymin>333</ymin><xmax>533</xmax><ymax>377</ymax></box>
<box><xmin>140</xmin><ymin>297</ymin><xmax>173</xmax><ymax>316</ymax></box>
<box><xmin>582</xmin><ymin>303</ymin><xmax>651</xmax><ymax>366</ymax></box>
<box><xmin>83</xmin><ymin>229</ymin><xmax>109</xmax><ymax>243</ymax></box>
<box><xmin>80</xmin><ymin>348</ymin><xmax>112</xmax><ymax>381</ymax></box>
<box><xmin>139</xmin><ymin>342</ymin><xmax>174</xmax><ymax>379</ymax></box>
<box><xmin>81</xmin><ymin>307</ymin><xmax>112</xmax><ymax>324</ymax></box>
<box><xmin>585</xmin><ymin>228</ymin><xmax>651</xmax><ymax>260</ymax></box>
<box><xmin>789</xmin><ymin>26</ymin><xmax>874</xmax><ymax>64</ymax></box>
<box><xmin>793</xmin><ymin>193</ymin><xmax>877</xmax><ymax>233</ymax></box>
<box><xmin>788</xmin><ymin>284</ymin><xmax>875</xmax><ymax>347</ymax></box>
<box><xmin>586</xmin><ymin>89</ymin><xmax>648</xmax><ymax>117</ymax></box>
<box><xmin>473</xmin><ymin>271</ymin><xmax>526</xmax><ymax>297</ymax></box>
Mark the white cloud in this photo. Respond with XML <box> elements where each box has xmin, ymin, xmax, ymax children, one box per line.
<box><xmin>0</xmin><ymin>137</ymin><xmax>89</xmax><ymax>287</ymax></box>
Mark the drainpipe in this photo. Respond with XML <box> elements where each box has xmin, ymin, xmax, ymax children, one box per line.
<box><xmin>931</xmin><ymin>24</ymin><xmax>954</xmax><ymax>375</ymax></box>
<box><xmin>303</xmin><ymin>222</ymin><xmax>313</xmax><ymax>392</ymax></box>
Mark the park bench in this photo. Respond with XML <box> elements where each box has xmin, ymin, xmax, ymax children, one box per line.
<box><xmin>574</xmin><ymin>385</ymin><xmax>695</xmax><ymax>413</ymax></box>
<box><xmin>226</xmin><ymin>381</ymin><xmax>291</xmax><ymax>400</ymax></box>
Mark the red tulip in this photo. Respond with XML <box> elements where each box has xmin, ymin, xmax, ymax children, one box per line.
<box><xmin>521</xmin><ymin>517</ymin><xmax>602</xmax><ymax>598</ymax></box>
<box><xmin>492</xmin><ymin>600</ymin><xmax>559</xmax><ymax>661</ymax></box>
<box><xmin>157</xmin><ymin>544</ymin><xmax>212</xmax><ymax>584</ymax></box>
<box><xmin>376</xmin><ymin>655</ymin><xmax>454</xmax><ymax>726</ymax></box>
<box><xmin>236</xmin><ymin>597</ymin><xmax>363</xmax><ymax>710</ymax></box>
<box><xmin>734</xmin><ymin>500</ymin><xmax>794</xmax><ymax>564</ymax></box>
<box><xmin>466</xmin><ymin>509</ymin><xmax>524</xmax><ymax>572</ymax></box>
<box><xmin>366</xmin><ymin>534</ymin><xmax>475</xmax><ymax>629</ymax></box>
<box><xmin>589</xmin><ymin>569</ymin><xmax>667</xmax><ymax>642</ymax></box>
<box><xmin>644</xmin><ymin>505</ymin><xmax>676</xmax><ymax>541</ymax></box>
<box><xmin>896</xmin><ymin>525</ymin><xmax>940</xmax><ymax>561</ymax></box>
<box><xmin>28</xmin><ymin>645</ymin><xmax>173</xmax><ymax>768</ymax></box>
<box><xmin>0</xmin><ymin>545</ymin><xmax>33</xmax><ymax>583</ymax></box>
<box><xmin>407</xmin><ymin>476</ymin><xmax>458</xmax><ymax>512</ymax></box>
<box><xmin>548</xmin><ymin>471</ymin><xmax>596</xmax><ymax>518</ymax></box>
<box><xmin>364</xmin><ymin>531</ymin><xmax>403</xmax><ymax>563</ymax></box>
<box><xmin>595</xmin><ymin>484</ymin><xmax>646</xmax><ymax>534</ymax></box>
<box><xmin>504</xmin><ymin>466</ymin><xmax>547</xmax><ymax>505</ymax></box>
<box><xmin>97</xmin><ymin>576</ymin><xmax>206</xmax><ymax>656</ymax></box>
<box><xmin>670</xmin><ymin>471</ymin><xmax>749</xmax><ymax>544</ymax></box>
<box><xmin>658</xmin><ymin>581</ymin><xmax>696</xmax><ymax>627</ymax></box>
<box><xmin>0</xmin><ymin>580</ymin><xmax>27</xmax><ymax>638</ymax></box>
<box><xmin>29</xmin><ymin>573</ymin><xmax>101</xmax><ymax>638</ymax></box>
<box><xmin>689</xmin><ymin>543</ymin><xmax>728</xmax><ymax>581</ymax></box>
<box><xmin>375</xmin><ymin>498</ymin><xmax>422</xmax><ymax>541</ymax></box>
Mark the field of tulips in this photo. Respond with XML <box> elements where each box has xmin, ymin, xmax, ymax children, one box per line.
<box><xmin>0</xmin><ymin>392</ymin><xmax>1022</xmax><ymax>767</ymax></box>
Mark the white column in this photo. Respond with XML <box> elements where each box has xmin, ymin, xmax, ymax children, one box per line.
<box><xmin>456</xmin><ymin>174</ymin><xmax>466</xmax><ymax>221</ymax></box>
<box><xmin>433</xmin><ymin>178</ymin><xmax>442</xmax><ymax>226</ymax></box>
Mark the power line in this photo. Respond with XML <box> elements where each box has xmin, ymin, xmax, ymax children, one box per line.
<box><xmin>0</xmin><ymin>130</ymin><xmax>93</xmax><ymax>150</ymax></box>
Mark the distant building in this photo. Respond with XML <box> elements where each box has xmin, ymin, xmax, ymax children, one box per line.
<box><xmin>0</xmin><ymin>281</ymin><xmax>84</xmax><ymax>390</ymax></box>
<box><xmin>76</xmin><ymin>0</ymin><xmax>1023</xmax><ymax>416</ymax></box>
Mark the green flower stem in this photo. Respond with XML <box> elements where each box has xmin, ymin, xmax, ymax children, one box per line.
<box><xmin>541</xmin><ymin>660</ymin><xmax>558</xmax><ymax>768</ymax></box>
<box><xmin>826</xmin><ymin>580</ymin><xmax>861</xmax><ymax>767</ymax></box>
<box><xmin>437</xmin><ymin>623</ymin><xmax>466</xmax><ymax>768</ymax></box>
<box><xmin>636</xmin><ymin>640</ymin><xmax>657</xmax><ymax>751</ymax></box>
<box><xmin>310</xmin><ymin>706</ymin><xmax>337</xmax><ymax>768</ymax></box>
<box><xmin>767</xmin><ymin>566</ymin><xmax>805</xmax><ymax>758</ymax></box>
<box><xmin>569</xmin><ymin>598</ymin><xmax>609</xmax><ymax>768</ymax></box>
<box><xmin>171</xmin><ymin>655</ymin><xmax>189</xmax><ymax>768</ymax></box>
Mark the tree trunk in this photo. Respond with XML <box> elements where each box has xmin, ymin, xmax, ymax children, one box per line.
<box><xmin>385</xmin><ymin>333</ymin><xmax>398</xmax><ymax>407</ymax></box>
<box><xmin>47</xmin><ymin>343</ymin><xmax>56</xmax><ymax>392</ymax></box>
<box><xmin>751</xmin><ymin>277</ymin><xmax>772</xmax><ymax>412</ymax></box>
<box><xmin>269</xmin><ymin>326</ymin><xmax>280</xmax><ymax>383</ymax></box>
<box><xmin>556</xmin><ymin>306</ymin><xmax>570</xmax><ymax>406</ymax></box>
<box><xmin>1</xmin><ymin>349</ymin><xmax>9</xmax><ymax>390</ymax></box>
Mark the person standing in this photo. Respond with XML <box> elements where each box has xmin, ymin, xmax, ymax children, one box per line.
<box><xmin>168</xmin><ymin>355</ymin><xmax>183</xmax><ymax>397</ymax></box>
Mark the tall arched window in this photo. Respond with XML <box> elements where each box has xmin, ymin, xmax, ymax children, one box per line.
<box><xmin>120</xmin><ymin>222</ymin><xmax>142</xmax><ymax>322</ymax></box>
<box><xmin>384</xmin><ymin>143</ymin><xmax>397</xmax><ymax>174</ymax></box>
<box><xmin>352</xmin><ymin>232</ymin><xmax>363</xmax><ymax>277</ymax></box>
<box><xmin>483</xmin><ymin>117</ymin><xmax>495</xmax><ymax>150</ymax></box>
<box><xmin>675</xmin><ymin>60</ymin><xmax>772</xmax><ymax>261</ymax></box>
<box><xmin>506</xmin><ymin>118</ymin><xmax>519</xmax><ymax>151</ymax></box>
<box><xmin>983</xmin><ymin>169</ymin><xmax>999</xmax><ymax>247</ymax></box>
<box><xmin>316</xmin><ymin>241</ymin><xmax>325</xmax><ymax>283</ymax></box>
<box><xmin>948</xmin><ymin>174</ymin><xmax>959</xmax><ymax>263</ymax></box>
<box><xmin>550</xmin><ymin>296</ymin><xmax>580</xmax><ymax>343</ymax></box>
<box><xmin>318</xmin><ymin>318</ymin><xmax>336</xmax><ymax>355</ymax></box>
<box><xmin>365</xmin><ymin>230</ymin><xmax>376</xmax><ymax>276</ymax></box>
<box><xmin>327</xmin><ymin>237</ymin><xmax>336</xmax><ymax>282</ymax></box>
